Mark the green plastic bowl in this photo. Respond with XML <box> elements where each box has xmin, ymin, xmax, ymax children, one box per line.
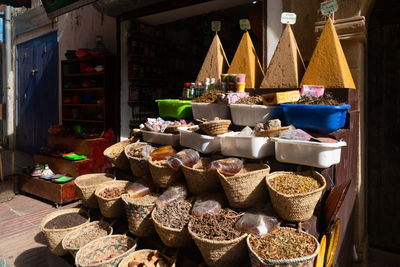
<box><xmin>155</xmin><ymin>99</ymin><xmax>192</xmax><ymax>119</ymax></box>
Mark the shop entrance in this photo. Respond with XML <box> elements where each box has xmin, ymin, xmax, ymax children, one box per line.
<box><xmin>367</xmin><ymin>1</ymin><xmax>400</xmax><ymax>254</ymax></box>
<box><xmin>16</xmin><ymin>31</ymin><xmax>59</xmax><ymax>154</ymax></box>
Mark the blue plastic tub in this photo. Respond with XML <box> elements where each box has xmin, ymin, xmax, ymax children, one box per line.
<box><xmin>281</xmin><ymin>104</ymin><xmax>351</xmax><ymax>134</ymax></box>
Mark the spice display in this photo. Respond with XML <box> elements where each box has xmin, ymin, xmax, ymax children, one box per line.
<box><xmin>65</xmin><ymin>223</ymin><xmax>108</xmax><ymax>248</ymax></box>
<box><xmin>190</xmin><ymin>209</ymin><xmax>242</xmax><ymax>241</ymax></box>
<box><xmin>207</xmin><ymin>158</ymin><xmax>243</xmax><ymax>176</ymax></box>
<box><xmin>292</xmin><ymin>93</ymin><xmax>343</xmax><ymax>106</ymax></box>
<box><xmin>191</xmin><ymin>193</ymin><xmax>224</xmax><ymax>217</ymax></box>
<box><xmin>235</xmin><ymin>95</ymin><xmax>263</xmax><ymax>105</ymax></box>
<box><xmin>126</xmin><ymin>143</ymin><xmax>147</xmax><ymax>158</ymax></box>
<box><xmin>128</xmin><ymin>250</ymin><xmax>171</xmax><ymax>267</ymax></box>
<box><xmin>154</xmin><ymin>199</ymin><xmax>192</xmax><ymax>230</ymax></box>
<box><xmin>191</xmin><ymin>90</ymin><xmax>222</xmax><ymax>103</ymax></box>
<box><xmin>249</xmin><ymin>228</ymin><xmax>317</xmax><ymax>260</ymax></box>
<box><xmin>156</xmin><ymin>183</ymin><xmax>188</xmax><ymax>209</ymax></box>
<box><xmin>44</xmin><ymin>212</ymin><xmax>88</xmax><ymax>229</ymax></box>
<box><xmin>126</xmin><ymin>176</ymin><xmax>154</xmax><ymax>199</ymax></box>
<box><xmin>99</xmin><ymin>187</ymin><xmax>126</xmax><ymax>199</ymax></box>
<box><xmin>144</xmin><ymin>117</ymin><xmax>193</xmax><ymax>133</ymax></box>
<box><xmin>150</xmin><ymin>146</ymin><xmax>177</xmax><ymax>161</ymax></box>
<box><xmin>269</xmin><ymin>173</ymin><xmax>321</xmax><ymax>194</ymax></box>
<box><xmin>167</xmin><ymin>149</ymin><xmax>200</xmax><ymax>170</ymax></box>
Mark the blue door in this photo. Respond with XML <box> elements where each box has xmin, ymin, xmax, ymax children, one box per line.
<box><xmin>16</xmin><ymin>31</ymin><xmax>58</xmax><ymax>154</ymax></box>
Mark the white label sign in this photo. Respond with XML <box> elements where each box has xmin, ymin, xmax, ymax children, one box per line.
<box><xmin>211</xmin><ymin>21</ymin><xmax>221</xmax><ymax>32</ymax></box>
<box><xmin>320</xmin><ymin>0</ymin><xmax>338</xmax><ymax>15</ymax></box>
<box><xmin>239</xmin><ymin>19</ymin><xmax>251</xmax><ymax>31</ymax></box>
<box><xmin>281</xmin><ymin>12</ymin><xmax>296</xmax><ymax>24</ymax></box>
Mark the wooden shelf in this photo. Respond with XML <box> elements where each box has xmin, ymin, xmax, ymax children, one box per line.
<box><xmin>63</xmin><ymin>87</ymin><xmax>104</xmax><ymax>92</ymax></box>
<box><xmin>128</xmin><ymin>32</ymin><xmax>164</xmax><ymax>45</ymax></box>
<box><xmin>63</xmin><ymin>55</ymin><xmax>106</xmax><ymax>63</ymax></box>
<box><xmin>63</xmin><ymin>118</ymin><xmax>104</xmax><ymax>123</ymax></box>
<box><xmin>64</xmin><ymin>72</ymin><xmax>104</xmax><ymax>77</ymax></box>
<box><xmin>63</xmin><ymin>104</ymin><xmax>104</xmax><ymax>107</ymax></box>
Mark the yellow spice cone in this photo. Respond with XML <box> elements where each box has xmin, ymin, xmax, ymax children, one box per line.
<box><xmin>301</xmin><ymin>18</ymin><xmax>356</xmax><ymax>89</ymax></box>
<box><xmin>228</xmin><ymin>31</ymin><xmax>264</xmax><ymax>88</ymax></box>
<box><xmin>260</xmin><ymin>24</ymin><xmax>305</xmax><ymax>88</ymax></box>
<box><xmin>196</xmin><ymin>33</ymin><xmax>229</xmax><ymax>84</ymax></box>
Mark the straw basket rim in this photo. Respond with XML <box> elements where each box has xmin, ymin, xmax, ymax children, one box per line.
<box><xmin>73</xmin><ymin>173</ymin><xmax>113</xmax><ymax>187</ymax></box>
<box><xmin>103</xmin><ymin>140</ymin><xmax>131</xmax><ymax>159</ymax></box>
<box><xmin>121</xmin><ymin>193</ymin><xmax>158</xmax><ymax>208</ymax></box>
<box><xmin>200</xmin><ymin>119</ymin><xmax>231</xmax><ymax>125</ymax></box>
<box><xmin>218</xmin><ymin>163</ymin><xmax>270</xmax><ymax>182</ymax></box>
<box><xmin>181</xmin><ymin>157</ymin><xmax>210</xmax><ymax>172</ymax></box>
<box><xmin>246</xmin><ymin>227</ymin><xmax>320</xmax><ymax>264</ymax></box>
<box><xmin>75</xmin><ymin>234</ymin><xmax>137</xmax><ymax>267</ymax></box>
<box><xmin>254</xmin><ymin>126</ymin><xmax>292</xmax><ymax>137</ymax></box>
<box><xmin>266</xmin><ymin>171</ymin><xmax>326</xmax><ymax>198</ymax></box>
<box><xmin>124</xmin><ymin>142</ymin><xmax>149</xmax><ymax>160</ymax></box>
<box><xmin>62</xmin><ymin>220</ymin><xmax>113</xmax><ymax>252</ymax></box>
<box><xmin>148</xmin><ymin>158</ymin><xmax>169</xmax><ymax>168</ymax></box>
<box><xmin>151</xmin><ymin>207</ymin><xmax>187</xmax><ymax>233</ymax></box>
<box><xmin>188</xmin><ymin>220</ymin><xmax>248</xmax><ymax>245</ymax></box>
<box><xmin>94</xmin><ymin>180</ymin><xmax>131</xmax><ymax>201</ymax></box>
<box><xmin>40</xmin><ymin>208</ymin><xmax>90</xmax><ymax>233</ymax></box>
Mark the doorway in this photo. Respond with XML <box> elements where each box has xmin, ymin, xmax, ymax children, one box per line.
<box><xmin>16</xmin><ymin>31</ymin><xmax>59</xmax><ymax>154</ymax></box>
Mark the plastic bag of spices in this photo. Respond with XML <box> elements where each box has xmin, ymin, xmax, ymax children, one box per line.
<box><xmin>156</xmin><ymin>183</ymin><xmax>189</xmax><ymax>210</ymax></box>
<box><xmin>191</xmin><ymin>193</ymin><xmax>225</xmax><ymax>217</ymax></box>
<box><xmin>167</xmin><ymin>149</ymin><xmax>200</xmax><ymax>171</ymax></box>
<box><xmin>126</xmin><ymin>176</ymin><xmax>155</xmax><ymax>198</ymax></box>
<box><xmin>207</xmin><ymin>158</ymin><xmax>243</xmax><ymax>176</ymax></box>
<box><xmin>235</xmin><ymin>207</ymin><xmax>278</xmax><ymax>237</ymax></box>
<box><xmin>150</xmin><ymin>146</ymin><xmax>177</xmax><ymax>161</ymax></box>
<box><xmin>141</xmin><ymin>145</ymin><xmax>156</xmax><ymax>160</ymax></box>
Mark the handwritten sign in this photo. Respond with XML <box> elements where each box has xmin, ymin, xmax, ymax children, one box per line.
<box><xmin>320</xmin><ymin>0</ymin><xmax>338</xmax><ymax>15</ymax></box>
<box><xmin>239</xmin><ymin>19</ymin><xmax>251</xmax><ymax>31</ymax></box>
<box><xmin>281</xmin><ymin>12</ymin><xmax>297</xmax><ymax>25</ymax></box>
<box><xmin>211</xmin><ymin>21</ymin><xmax>221</xmax><ymax>32</ymax></box>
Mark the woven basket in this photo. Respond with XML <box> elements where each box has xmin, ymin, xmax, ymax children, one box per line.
<box><xmin>124</xmin><ymin>142</ymin><xmax>150</xmax><ymax>177</ymax></box>
<box><xmin>118</xmin><ymin>249</ymin><xmax>176</xmax><ymax>267</ymax></box>
<box><xmin>254</xmin><ymin>126</ymin><xmax>291</xmax><ymax>137</ymax></box>
<box><xmin>151</xmin><ymin>207</ymin><xmax>193</xmax><ymax>248</ymax></box>
<box><xmin>148</xmin><ymin>159</ymin><xmax>183</xmax><ymax>188</ymax></box>
<box><xmin>75</xmin><ymin>235</ymin><xmax>137</xmax><ymax>267</ymax></box>
<box><xmin>266</xmin><ymin>171</ymin><xmax>326</xmax><ymax>222</ymax></box>
<box><xmin>95</xmin><ymin>180</ymin><xmax>132</xmax><ymax>218</ymax></box>
<box><xmin>121</xmin><ymin>194</ymin><xmax>158</xmax><ymax>237</ymax></box>
<box><xmin>74</xmin><ymin>174</ymin><xmax>114</xmax><ymax>208</ymax></box>
<box><xmin>246</xmin><ymin>228</ymin><xmax>320</xmax><ymax>267</ymax></box>
<box><xmin>181</xmin><ymin>158</ymin><xmax>221</xmax><ymax>195</ymax></box>
<box><xmin>104</xmin><ymin>140</ymin><xmax>132</xmax><ymax>170</ymax></box>
<box><xmin>62</xmin><ymin>221</ymin><xmax>113</xmax><ymax>258</ymax></box>
<box><xmin>40</xmin><ymin>208</ymin><xmax>90</xmax><ymax>256</ymax></box>
<box><xmin>188</xmin><ymin>221</ymin><xmax>248</xmax><ymax>267</ymax></box>
<box><xmin>199</xmin><ymin>120</ymin><xmax>231</xmax><ymax>136</ymax></box>
<box><xmin>218</xmin><ymin>164</ymin><xmax>270</xmax><ymax>209</ymax></box>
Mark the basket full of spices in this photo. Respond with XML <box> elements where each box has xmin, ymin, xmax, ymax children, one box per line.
<box><xmin>62</xmin><ymin>221</ymin><xmax>113</xmax><ymax>258</ymax></box>
<box><xmin>148</xmin><ymin>158</ymin><xmax>183</xmax><ymax>188</ymax></box>
<box><xmin>247</xmin><ymin>227</ymin><xmax>319</xmax><ymax>267</ymax></box>
<box><xmin>188</xmin><ymin>209</ymin><xmax>248</xmax><ymax>267</ymax></box>
<box><xmin>151</xmin><ymin>198</ymin><xmax>193</xmax><ymax>247</ymax></box>
<box><xmin>40</xmin><ymin>208</ymin><xmax>90</xmax><ymax>255</ymax></box>
<box><xmin>95</xmin><ymin>180</ymin><xmax>132</xmax><ymax>218</ymax></box>
<box><xmin>181</xmin><ymin>158</ymin><xmax>221</xmax><ymax>195</ymax></box>
<box><xmin>124</xmin><ymin>142</ymin><xmax>151</xmax><ymax>177</ymax></box>
<box><xmin>75</xmin><ymin>235</ymin><xmax>137</xmax><ymax>267</ymax></box>
<box><xmin>218</xmin><ymin>164</ymin><xmax>270</xmax><ymax>208</ymax></box>
<box><xmin>265</xmin><ymin>171</ymin><xmax>326</xmax><ymax>222</ymax></box>
<box><xmin>74</xmin><ymin>173</ymin><xmax>114</xmax><ymax>208</ymax></box>
<box><xmin>118</xmin><ymin>249</ymin><xmax>176</xmax><ymax>267</ymax></box>
<box><xmin>104</xmin><ymin>139</ymin><xmax>135</xmax><ymax>170</ymax></box>
<box><xmin>121</xmin><ymin>193</ymin><xmax>159</xmax><ymax>237</ymax></box>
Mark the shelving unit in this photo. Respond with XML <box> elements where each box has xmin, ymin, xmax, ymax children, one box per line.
<box><xmin>61</xmin><ymin>55</ymin><xmax>117</xmax><ymax>134</ymax></box>
<box><xmin>127</xmin><ymin>23</ymin><xmax>167</xmax><ymax>128</ymax></box>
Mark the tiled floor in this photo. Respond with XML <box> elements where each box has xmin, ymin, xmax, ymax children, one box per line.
<box><xmin>0</xmin><ymin>194</ymin><xmax>80</xmax><ymax>267</ymax></box>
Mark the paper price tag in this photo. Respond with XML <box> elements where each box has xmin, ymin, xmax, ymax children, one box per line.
<box><xmin>281</xmin><ymin>12</ymin><xmax>296</xmax><ymax>24</ymax></box>
<box><xmin>320</xmin><ymin>0</ymin><xmax>338</xmax><ymax>15</ymax></box>
<box><xmin>239</xmin><ymin>19</ymin><xmax>251</xmax><ymax>31</ymax></box>
<box><xmin>211</xmin><ymin>21</ymin><xmax>221</xmax><ymax>32</ymax></box>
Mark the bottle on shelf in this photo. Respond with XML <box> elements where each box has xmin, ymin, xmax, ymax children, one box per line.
<box><xmin>204</xmin><ymin>78</ymin><xmax>210</xmax><ymax>95</ymax></box>
<box><xmin>190</xmin><ymin>82</ymin><xmax>196</xmax><ymax>99</ymax></box>
<box><xmin>196</xmin><ymin>82</ymin><xmax>203</xmax><ymax>98</ymax></box>
<box><xmin>210</xmin><ymin>77</ymin><xmax>216</xmax><ymax>91</ymax></box>
<box><xmin>182</xmin><ymin>82</ymin><xmax>191</xmax><ymax>99</ymax></box>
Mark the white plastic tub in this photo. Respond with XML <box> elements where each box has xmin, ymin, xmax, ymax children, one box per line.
<box><xmin>178</xmin><ymin>126</ymin><xmax>222</xmax><ymax>153</ymax></box>
<box><xmin>229</xmin><ymin>104</ymin><xmax>282</xmax><ymax>127</ymax></box>
<box><xmin>191</xmin><ymin>102</ymin><xmax>230</xmax><ymax>120</ymax></box>
<box><xmin>141</xmin><ymin>130</ymin><xmax>180</xmax><ymax>146</ymax></box>
<box><xmin>219</xmin><ymin>132</ymin><xmax>274</xmax><ymax>159</ymax></box>
<box><xmin>272</xmin><ymin>138</ymin><xmax>347</xmax><ymax>168</ymax></box>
